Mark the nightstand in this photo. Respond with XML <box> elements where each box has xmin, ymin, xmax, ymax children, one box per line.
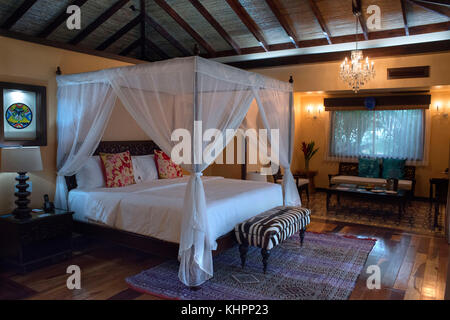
<box><xmin>0</xmin><ymin>209</ymin><xmax>74</xmax><ymax>273</ymax></box>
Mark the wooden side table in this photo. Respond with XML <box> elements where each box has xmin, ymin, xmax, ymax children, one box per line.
<box><xmin>0</xmin><ymin>209</ymin><xmax>74</xmax><ymax>273</ymax></box>
<box><xmin>294</xmin><ymin>170</ymin><xmax>318</xmax><ymax>193</ymax></box>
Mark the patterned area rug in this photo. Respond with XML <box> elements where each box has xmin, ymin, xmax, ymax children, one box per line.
<box><xmin>309</xmin><ymin>192</ymin><xmax>445</xmax><ymax>237</ymax></box>
<box><xmin>126</xmin><ymin>232</ymin><xmax>376</xmax><ymax>300</ymax></box>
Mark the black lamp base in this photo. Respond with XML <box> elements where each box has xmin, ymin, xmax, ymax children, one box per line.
<box><xmin>13</xmin><ymin>172</ymin><xmax>32</xmax><ymax>220</ymax></box>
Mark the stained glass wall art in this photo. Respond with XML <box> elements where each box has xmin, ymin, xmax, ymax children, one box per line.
<box><xmin>3</xmin><ymin>89</ymin><xmax>37</xmax><ymax>140</ymax></box>
<box><xmin>0</xmin><ymin>82</ymin><xmax>47</xmax><ymax>146</ymax></box>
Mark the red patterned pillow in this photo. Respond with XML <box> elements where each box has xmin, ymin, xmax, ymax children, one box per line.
<box><xmin>154</xmin><ymin>150</ymin><xmax>183</xmax><ymax>179</ymax></box>
<box><xmin>99</xmin><ymin>151</ymin><xmax>136</xmax><ymax>188</ymax></box>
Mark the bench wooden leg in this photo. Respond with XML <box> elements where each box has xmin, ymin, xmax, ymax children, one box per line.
<box><xmin>299</xmin><ymin>227</ymin><xmax>306</xmax><ymax>247</ymax></box>
<box><xmin>239</xmin><ymin>244</ymin><xmax>248</xmax><ymax>268</ymax></box>
<box><xmin>261</xmin><ymin>249</ymin><xmax>270</xmax><ymax>274</ymax></box>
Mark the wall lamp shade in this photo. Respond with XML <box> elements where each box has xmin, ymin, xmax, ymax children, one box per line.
<box><xmin>1</xmin><ymin>147</ymin><xmax>43</xmax><ymax>173</ymax></box>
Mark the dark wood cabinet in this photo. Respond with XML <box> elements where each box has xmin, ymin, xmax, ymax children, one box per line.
<box><xmin>0</xmin><ymin>209</ymin><xmax>73</xmax><ymax>273</ymax></box>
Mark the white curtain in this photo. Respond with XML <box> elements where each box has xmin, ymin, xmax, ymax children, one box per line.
<box><xmin>253</xmin><ymin>88</ymin><xmax>300</xmax><ymax>207</ymax></box>
<box><xmin>329</xmin><ymin>109</ymin><xmax>425</xmax><ymax>163</ymax></box>
<box><xmin>55</xmin><ymin>56</ymin><xmax>293</xmax><ymax>287</ymax></box>
<box><xmin>55</xmin><ymin>81</ymin><xmax>117</xmax><ymax>210</ymax></box>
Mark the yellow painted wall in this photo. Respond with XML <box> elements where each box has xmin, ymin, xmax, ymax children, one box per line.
<box><xmin>0</xmin><ymin>36</ymin><xmax>142</xmax><ymax>212</ymax></box>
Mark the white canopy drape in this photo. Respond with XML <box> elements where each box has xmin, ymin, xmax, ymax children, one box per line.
<box><xmin>55</xmin><ymin>56</ymin><xmax>300</xmax><ymax>286</ymax></box>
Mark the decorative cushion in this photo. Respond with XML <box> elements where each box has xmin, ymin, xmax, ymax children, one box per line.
<box><xmin>76</xmin><ymin>156</ymin><xmax>105</xmax><ymax>189</ymax></box>
<box><xmin>132</xmin><ymin>155</ymin><xmax>158</xmax><ymax>183</ymax></box>
<box><xmin>154</xmin><ymin>150</ymin><xmax>183</xmax><ymax>179</ymax></box>
<box><xmin>99</xmin><ymin>151</ymin><xmax>136</xmax><ymax>188</ymax></box>
<box><xmin>358</xmin><ymin>158</ymin><xmax>380</xmax><ymax>178</ymax></box>
<box><xmin>382</xmin><ymin>158</ymin><xmax>406</xmax><ymax>179</ymax></box>
<box><xmin>235</xmin><ymin>206</ymin><xmax>311</xmax><ymax>250</ymax></box>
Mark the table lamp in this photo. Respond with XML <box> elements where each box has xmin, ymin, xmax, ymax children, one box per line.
<box><xmin>1</xmin><ymin>147</ymin><xmax>43</xmax><ymax>219</ymax></box>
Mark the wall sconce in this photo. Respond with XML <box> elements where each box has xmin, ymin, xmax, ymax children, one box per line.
<box><xmin>306</xmin><ymin>105</ymin><xmax>314</xmax><ymax>118</ymax></box>
<box><xmin>434</xmin><ymin>102</ymin><xmax>448</xmax><ymax>119</ymax></box>
<box><xmin>306</xmin><ymin>105</ymin><xmax>324</xmax><ymax>119</ymax></box>
<box><xmin>317</xmin><ymin>105</ymin><xmax>324</xmax><ymax>117</ymax></box>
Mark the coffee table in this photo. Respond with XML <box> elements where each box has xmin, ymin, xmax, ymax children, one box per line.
<box><xmin>326</xmin><ymin>184</ymin><xmax>408</xmax><ymax>220</ymax></box>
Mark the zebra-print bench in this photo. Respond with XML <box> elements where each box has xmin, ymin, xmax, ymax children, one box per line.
<box><xmin>234</xmin><ymin>206</ymin><xmax>311</xmax><ymax>273</ymax></box>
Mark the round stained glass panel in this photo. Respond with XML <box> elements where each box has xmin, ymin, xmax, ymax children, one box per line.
<box><xmin>5</xmin><ymin>103</ymin><xmax>33</xmax><ymax>129</ymax></box>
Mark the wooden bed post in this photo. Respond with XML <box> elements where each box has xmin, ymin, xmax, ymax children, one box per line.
<box><xmin>193</xmin><ymin>44</ymin><xmax>200</xmax><ymax>56</ymax></box>
<box><xmin>288</xmin><ymin>75</ymin><xmax>294</xmax><ymax>164</ymax></box>
<box><xmin>140</xmin><ymin>0</ymin><xmax>146</xmax><ymax>60</ymax></box>
<box><xmin>193</xmin><ymin>49</ymin><xmax>200</xmax><ymax>171</ymax></box>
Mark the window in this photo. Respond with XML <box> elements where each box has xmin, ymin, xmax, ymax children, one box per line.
<box><xmin>329</xmin><ymin>109</ymin><xmax>425</xmax><ymax>161</ymax></box>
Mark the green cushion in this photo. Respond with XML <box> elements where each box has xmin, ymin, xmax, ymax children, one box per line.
<box><xmin>382</xmin><ymin>158</ymin><xmax>406</xmax><ymax>179</ymax></box>
<box><xmin>358</xmin><ymin>158</ymin><xmax>380</xmax><ymax>178</ymax></box>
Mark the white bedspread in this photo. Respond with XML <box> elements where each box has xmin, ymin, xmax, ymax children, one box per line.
<box><xmin>68</xmin><ymin>176</ymin><xmax>282</xmax><ymax>244</ymax></box>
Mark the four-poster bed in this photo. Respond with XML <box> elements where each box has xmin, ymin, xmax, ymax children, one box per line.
<box><xmin>67</xmin><ymin>140</ymin><xmax>281</xmax><ymax>258</ymax></box>
<box><xmin>55</xmin><ymin>56</ymin><xmax>300</xmax><ymax>286</ymax></box>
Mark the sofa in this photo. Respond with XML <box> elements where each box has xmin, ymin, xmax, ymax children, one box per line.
<box><xmin>328</xmin><ymin>162</ymin><xmax>416</xmax><ymax>196</ymax></box>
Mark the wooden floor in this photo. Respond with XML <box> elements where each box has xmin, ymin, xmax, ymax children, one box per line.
<box><xmin>0</xmin><ymin>218</ymin><xmax>448</xmax><ymax>300</ymax></box>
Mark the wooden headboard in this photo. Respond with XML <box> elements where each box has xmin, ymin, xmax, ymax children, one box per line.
<box><xmin>65</xmin><ymin>140</ymin><xmax>159</xmax><ymax>191</ymax></box>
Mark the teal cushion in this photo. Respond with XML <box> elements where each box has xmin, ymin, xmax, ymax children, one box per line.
<box><xmin>382</xmin><ymin>159</ymin><xmax>406</xmax><ymax>179</ymax></box>
<box><xmin>358</xmin><ymin>158</ymin><xmax>380</xmax><ymax>178</ymax></box>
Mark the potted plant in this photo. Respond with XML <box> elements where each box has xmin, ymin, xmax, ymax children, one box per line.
<box><xmin>301</xmin><ymin>141</ymin><xmax>319</xmax><ymax>171</ymax></box>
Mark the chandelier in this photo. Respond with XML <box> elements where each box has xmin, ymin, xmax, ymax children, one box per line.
<box><xmin>339</xmin><ymin>12</ymin><xmax>375</xmax><ymax>93</ymax></box>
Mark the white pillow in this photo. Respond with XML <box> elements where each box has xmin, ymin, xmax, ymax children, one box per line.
<box><xmin>76</xmin><ymin>156</ymin><xmax>105</xmax><ymax>189</ymax></box>
<box><xmin>132</xmin><ymin>155</ymin><xmax>158</xmax><ymax>183</ymax></box>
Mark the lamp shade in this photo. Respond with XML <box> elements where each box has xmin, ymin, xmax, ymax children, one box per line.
<box><xmin>1</xmin><ymin>147</ymin><xmax>43</xmax><ymax>172</ymax></box>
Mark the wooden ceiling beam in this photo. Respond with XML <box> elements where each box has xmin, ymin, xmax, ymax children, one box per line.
<box><xmin>145</xmin><ymin>14</ymin><xmax>190</xmax><ymax>56</ymax></box>
<box><xmin>265</xmin><ymin>0</ymin><xmax>299</xmax><ymax>48</ymax></box>
<box><xmin>214</xmin><ymin>21</ymin><xmax>450</xmax><ymax>57</ymax></box>
<box><xmin>358</xmin><ymin>14</ymin><xmax>369</xmax><ymax>40</ymax></box>
<box><xmin>419</xmin><ymin>0</ymin><xmax>450</xmax><ymax>4</ymax></box>
<box><xmin>69</xmin><ymin>0</ymin><xmax>129</xmax><ymax>45</ymax></box>
<box><xmin>0</xmin><ymin>27</ymin><xmax>143</xmax><ymax>64</ymax></box>
<box><xmin>188</xmin><ymin>0</ymin><xmax>241</xmax><ymax>55</ymax></box>
<box><xmin>146</xmin><ymin>38</ymin><xmax>169</xmax><ymax>59</ymax></box>
<box><xmin>119</xmin><ymin>39</ymin><xmax>141</xmax><ymax>56</ymax></box>
<box><xmin>400</xmin><ymin>0</ymin><xmax>410</xmax><ymax>36</ymax></box>
<box><xmin>38</xmin><ymin>0</ymin><xmax>89</xmax><ymax>38</ymax></box>
<box><xmin>1</xmin><ymin>0</ymin><xmax>38</xmax><ymax>30</ymax></box>
<box><xmin>96</xmin><ymin>15</ymin><xmax>140</xmax><ymax>50</ymax></box>
<box><xmin>227</xmin><ymin>40</ymin><xmax>450</xmax><ymax>69</ymax></box>
<box><xmin>225</xmin><ymin>0</ymin><xmax>269</xmax><ymax>52</ymax></box>
<box><xmin>352</xmin><ymin>0</ymin><xmax>368</xmax><ymax>40</ymax></box>
<box><xmin>307</xmin><ymin>0</ymin><xmax>332</xmax><ymax>45</ymax></box>
<box><xmin>153</xmin><ymin>0</ymin><xmax>216</xmax><ymax>56</ymax></box>
<box><xmin>407</xmin><ymin>0</ymin><xmax>450</xmax><ymax>18</ymax></box>
<box><xmin>1</xmin><ymin>18</ymin><xmax>448</xmax><ymax>64</ymax></box>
